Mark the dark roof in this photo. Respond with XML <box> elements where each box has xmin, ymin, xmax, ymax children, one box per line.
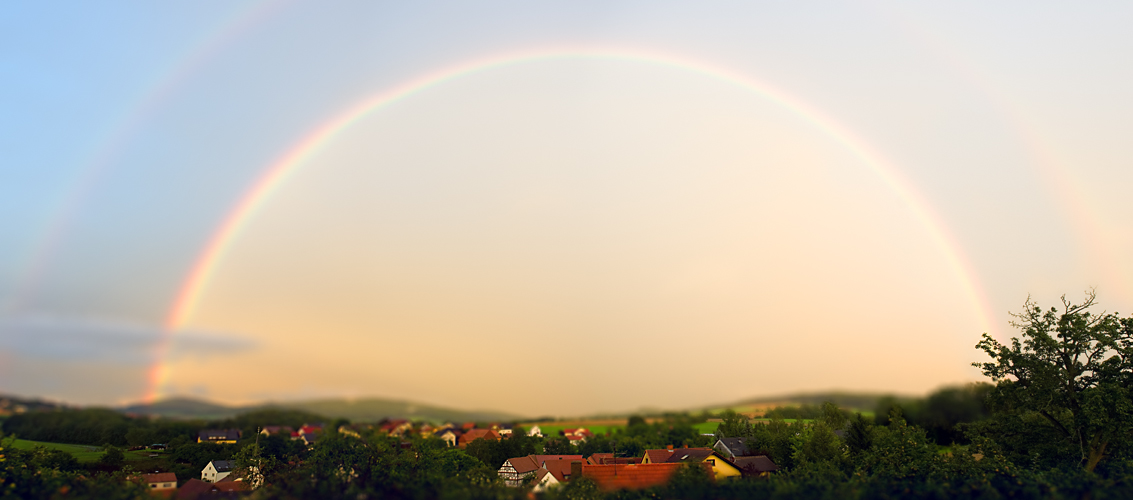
<box><xmin>198</xmin><ymin>429</ymin><xmax>240</xmax><ymax>441</ymax></box>
<box><xmin>210</xmin><ymin>460</ymin><xmax>235</xmax><ymax>472</ymax></box>
<box><xmin>715</xmin><ymin>437</ymin><xmax>751</xmax><ymax>457</ymax></box>
<box><xmin>733</xmin><ymin>455</ymin><xmax>779</xmax><ymax>474</ymax></box>
<box><xmin>664</xmin><ymin>448</ymin><xmax>715</xmax><ymax>463</ymax></box>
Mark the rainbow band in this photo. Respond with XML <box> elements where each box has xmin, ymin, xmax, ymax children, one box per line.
<box><xmin>151</xmin><ymin>48</ymin><xmax>995</xmax><ymax>402</ymax></box>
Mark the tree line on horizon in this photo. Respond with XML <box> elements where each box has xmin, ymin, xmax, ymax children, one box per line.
<box><xmin>1</xmin><ymin>291</ymin><xmax>1130</xmax><ymax>499</ymax></box>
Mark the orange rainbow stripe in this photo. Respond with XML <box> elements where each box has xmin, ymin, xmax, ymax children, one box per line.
<box><xmin>150</xmin><ymin>47</ymin><xmax>997</xmax><ymax>402</ymax></box>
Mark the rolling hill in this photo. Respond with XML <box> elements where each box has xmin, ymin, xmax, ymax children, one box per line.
<box><xmin>118</xmin><ymin>396</ymin><xmax>523</xmax><ymax>423</ymax></box>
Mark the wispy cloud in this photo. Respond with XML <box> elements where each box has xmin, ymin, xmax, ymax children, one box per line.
<box><xmin>0</xmin><ymin>314</ymin><xmax>257</xmax><ymax>366</ymax></box>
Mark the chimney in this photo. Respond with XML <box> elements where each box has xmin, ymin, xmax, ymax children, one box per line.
<box><xmin>683</xmin><ymin>444</ymin><xmax>688</xmax><ymax>448</ymax></box>
<box><xmin>666</xmin><ymin>445</ymin><xmax>673</xmax><ymax>450</ymax></box>
<box><xmin>570</xmin><ymin>460</ymin><xmax>582</xmax><ymax>480</ymax></box>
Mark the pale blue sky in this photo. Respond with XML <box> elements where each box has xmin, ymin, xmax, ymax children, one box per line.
<box><xmin>2</xmin><ymin>1</ymin><xmax>1132</xmax><ymax>413</ymax></box>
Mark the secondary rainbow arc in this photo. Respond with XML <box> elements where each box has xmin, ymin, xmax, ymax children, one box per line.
<box><xmin>149</xmin><ymin>47</ymin><xmax>997</xmax><ymax>402</ymax></box>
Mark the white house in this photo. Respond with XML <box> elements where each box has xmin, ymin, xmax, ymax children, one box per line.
<box><xmin>532</xmin><ymin>468</ymin><xmax>560</xmax><ymax>493</ymax></box>
<box><xmin>202</xmin><ymin>460</ymin><xmax>235</xmax><ymax>482</ymax></box>
<box><xmin>527</xmin><ymin>425</ymin><xmax>543</xmax><ymax>438</ymax></box>
<box><xmin>498</xmin><ymin>456</ymin><xmax>540</xmax><ymax>487</ymax></box>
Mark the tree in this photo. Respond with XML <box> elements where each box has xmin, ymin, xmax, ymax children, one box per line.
<box><xmin>974</xmin><ymin>291</ymin><xmax>1133</xmax><ymax>471</ymax></box>
<box><xmin>99</xmin><ymin>445</ymin><xmax>125</xmax><ymax>468</ymax></box>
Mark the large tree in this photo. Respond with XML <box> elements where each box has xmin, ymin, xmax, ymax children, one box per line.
<box><xmin>974</xmin><ymin>290</ymin><xmax>1133</xmax><ymax>471</ymax></box>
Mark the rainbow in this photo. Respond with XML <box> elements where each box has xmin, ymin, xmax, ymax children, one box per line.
<box><xmin>4</xmin><ymin>0</ymin><xmax>288</xmax><ymax>315</ymax></box>
<box><xmin>149</xmin><ymin>47</ymin><xmax>997</xmax><ymax>401</ymax></box>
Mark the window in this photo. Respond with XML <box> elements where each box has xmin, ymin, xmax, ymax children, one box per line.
<box><xmin>708</xmin><ymin>459</ymin><xmax>715</xmax><ymax>465</ymax></box>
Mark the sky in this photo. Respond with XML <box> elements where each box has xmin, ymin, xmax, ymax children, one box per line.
<box><xmin>2</xmin><ymin>1</ymin><xmax>1132</xmax><ymax>417</ymax></box>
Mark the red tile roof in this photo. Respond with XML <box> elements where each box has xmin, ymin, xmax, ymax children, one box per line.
<box><xmin>175</xmin><ymin>479</ymin><xmax>214</xmax><ymax>499</ymax></box>
<box><xmin>534</xmin><ymin>454</ymin><xmax>583</xmax><ymax>464</ymax></box>
<box><xmin>541</xmin><ymin>458</ymin><xmax>581</xmax><ymax>482</ymax></box>
<box><xmin>581</xmin><ymin>463</ymin><xmax>687</xmax><ymax>491</ymax></box>
<box><xmin>142</xmin><ymin>472</ymin><xmax>177</xmax><ymax>484</ymax></box>
<box><xmin>459</xmin><ymin>428</ymin><xmax>500</xmax><ymax>447</ymax></box>
<box><xmin>587</xmin><ymin>454</ymin><xmax>642</xmax><ymax>465</ymax></box>
<box><xmin>643</xmin><ymin>448</ymin><xmax>676</xmax><ymax>464</ymax></box>
<box><xmin>503</xmin><ymin>456</ymin><xmax>540</xmax><ymax>474</ymax></box>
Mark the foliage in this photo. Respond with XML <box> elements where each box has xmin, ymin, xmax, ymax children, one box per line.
<box><xmin>973</xmin><ymin>291</ymin><xmax>1133</xmax><ymax>471</ymax></box>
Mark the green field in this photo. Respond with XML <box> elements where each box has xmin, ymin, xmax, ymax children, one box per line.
<box><xmin>693</xmin><ymin>421</ymin><xmax>720</xmax><ymax>435</ymax></box>
<box><xmin>538</xmin><ymin>424</ymin><xmax>622</xmax><ymax>437</ymax></box>
<box><xmin>10</xmin><ymin>439</ymin><xmax>163</xmax><ymax>463</ymax></box>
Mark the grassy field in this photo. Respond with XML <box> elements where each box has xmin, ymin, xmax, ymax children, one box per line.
<box><xmin>9</xmin><ymin>439</ymin><xmax>163</xmax><ymax>463</ymax></box>
<box><xmin>693</xmin><ymin>421</ymin><xmax>720</xmax><ymax>434</ymax></box>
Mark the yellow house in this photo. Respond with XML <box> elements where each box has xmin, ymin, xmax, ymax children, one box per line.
<box><xmin>641</xmin><ymin>447</ymin><xmax>742</xmax><ymax>481</ymax></box>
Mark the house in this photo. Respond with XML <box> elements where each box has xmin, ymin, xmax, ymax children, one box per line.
<box><xmin>560</xmin><ymin>428</ymin><xmax>593</xmax><ymax>439</ymax></box>
<box><xmin>458</xmin><ymin>428</ymin><xmax>500</xmax><ymax>448</ymax></box>
<box><xmin>496</xmin><ymin>424</ymin><xmax>513</xmax><ymax>437</ymax></box>
<box><xmin>731</xmin><ymin>455</ymin><xmax>779</xmax><ymax>478</ymax></box>
<box><xmin>539</xmin><ymin>456</ymin><xmax>586</xmax><ymax>483</ymax></box>
<box><xmin>527</xmin><ymin>425</ymin><xmax>543</xmax><ymax>438</ymax></box>
<box><xmin>497</xmin><ymin>454</ymin><xmax>584</xmax><ymax>487</ymax></box>
<box><xmin>560</xmin><ymin>428</ymin><xmax>593</xmax><ymax>445</ymax></box>
<box><xmin>197</xmin><ymin>429</ymin><xmax>240</xmax><ymax>444</ymax></box>
<box><xmin>298</xmin><ymin>424</ymin><xmax>323</xmax><ymax>436</ymax></box>
<box><xmin>498</xmin><ymin>456</ymin><xmax>541</xmax><ymax>487</ymax></box>
<box><xmin>656</xmin><ymin>447</ymin><xmax>743</xmax><ymax>481</ymax></box>
<box><xmin>379</xmin><ymin>419</ymin><xmax>413</xmax><ymax>436</ymax></box>
<box><xmin>260</xmin><ymin>426</ymin><xmax>292</xmax><ymax>437</ymax></box>
<box><xmin>461</xmin><ymin>422</ymin><xmax>476</xmax><ymax>431</ymax></box>
<box><xmin>713</xmin><ymin>437</ymin><xmax>753</xmax><ymax>460</ymax></box>
<box><xmin>531</xmin><ymin>468</ymin><xmax>560</xmax><ymax>492</ymax></box>
<box><xmin>216</xmin><ymin>472</ymin><xmax>253</xmax><ymax>491</ymax></box>
<box><xmin>580</xmin><ymin>463</ymin><xmax>696</xmax><ymax>491</ymax></box>
<box><xmin>300</xmin><ymin>433</ymin><xmax>319</xmax><ymax>446</ymax></box>
<box><xmin>201</xmin><ymin>460</ymin><xmax>235</xmax><ymax>482</ymax></box>
<box><xmin>141</xmin><ymin>472</ymin><xmax>177</xmax><ymax>494</ymax></box>
<box><xmin>641</xmin><ymin>446</ymin><xmax>677</xmax><ymax>464</ymax></box>
<box><xmin>176</xmin><ymin>479</ymin><xmax>221</xmax><ymax>499</ymax></box>
<box><xmin>435</xmin><ymin>429</ymin><xmax>460</xmax><ymax>447</ymax></box>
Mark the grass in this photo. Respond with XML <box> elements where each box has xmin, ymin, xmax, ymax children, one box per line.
<box><xmin>9</xmin><ymin>439</ymin><xmax>165</xmax><ymax>463</ymax></box>
<box><xmin>693</xmin><ymin>421</ymin><xmax>720</xmax><ymax>434</ymax></box>
<box><xmin>538</xmin><ymin>425</ymin><xmax>623</xmax><ymax>437</ymax></box>
<box><xmin>11</xmin><ymin>439</ymin><xmax>105</xmax><ymax>462</ymax></box>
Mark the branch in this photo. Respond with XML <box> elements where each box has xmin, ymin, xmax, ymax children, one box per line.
<box><xmin>1038</xmin><ymin>409</ymin><xmax>1073</xmax><ymax>438</ymax></box>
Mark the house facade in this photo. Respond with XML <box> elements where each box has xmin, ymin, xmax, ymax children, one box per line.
<box><xmin>201</xmin><ymin>460</ymin><xmax>235</xmax><ymax>482</ymax></box>
<box><xmin>141</xmin><ymin>472</ymin><xmax>177</xmax><ymax>493</ymax></box>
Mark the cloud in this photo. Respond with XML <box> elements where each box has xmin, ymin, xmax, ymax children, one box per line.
<box><xmin>0</xmin><ymin>314</ymin><xmax>257</xmax><ymax>366</ymax></box>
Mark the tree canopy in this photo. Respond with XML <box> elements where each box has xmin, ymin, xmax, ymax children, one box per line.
<box><xmin>974</xmin><ymin>290</ymin><xmax>1133</xmax><ymax>471</ymax></box>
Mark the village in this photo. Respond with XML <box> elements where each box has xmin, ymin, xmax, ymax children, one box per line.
<box><xmin>126</xmin><ymin>417</ymin><xmax>780</xmax><ymax>497</ymax></box>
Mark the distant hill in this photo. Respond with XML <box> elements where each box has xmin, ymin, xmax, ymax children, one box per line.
<box><xmin>0</xmin><ymin>393</ymin><xmax>72</xmax><ymax>414</ymax></box>
<box><xmin>119</xmin><ymin>397</ymin><xmax>241</xmax><ymax>420</ymax></box>
<box><xmin>711</xmin><ymin>391</ymin><xmax>913</xmax><ymax>414</ymax></box>
<box><xmin>118</xmin><ymin>396</ymin><xmax>522</xmax><ymax>423</ymax></box>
